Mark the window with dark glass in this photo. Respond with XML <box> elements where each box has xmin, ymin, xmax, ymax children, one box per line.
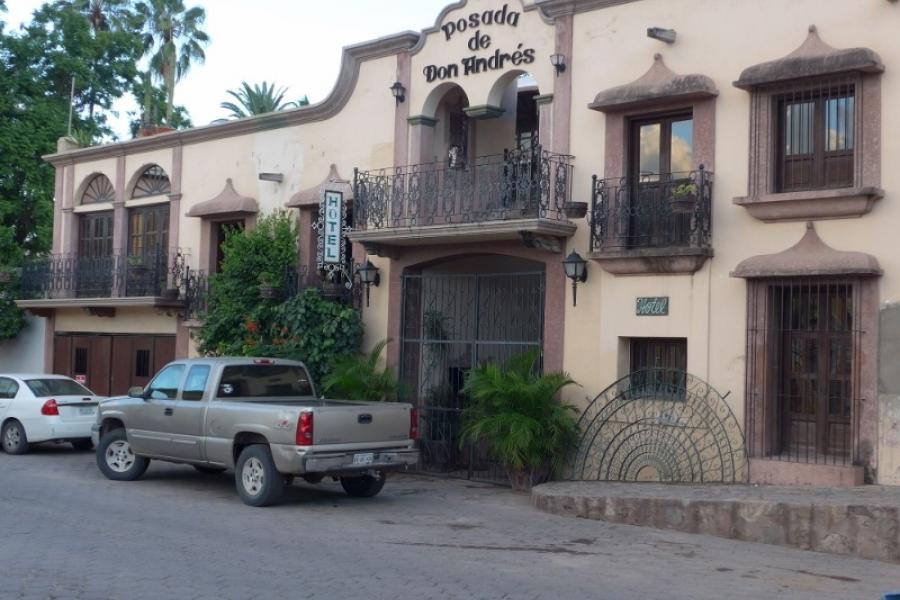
<box><xmin>629</xmin><ymin>338</ymin><xmax>687</xmax><ymax>400</ymax></box>
<box><xmin>135</xmin><ymin>349</ymin><xmax>151</xmax><ymax>378</ymax></box>
<box><xmin>132</xmin><ymin>165</ymin><xmax>171</xmax><ymax>199</ymax></box>
<box><xmin>81</xmin><ymin>174</ymin><xmax>115</xmax><ymax>204</ymax></box>
<box><xmin>78</xmin><ymin>212</ymin><xmax>113</xmax><ymax>259</ymax></box>
<box><xmin>0</xmin><ymin>377</ymin><xmax>19</xmax><ymax>399</ymax></box>
<box><xmin>217</xmin><ymin>365</ymin><xmax>313</xmax><ymax>399</ymax></box>
<box><xmin>776</xmin><ymin>84</ymin><xmax>854</xmax><ymax>192</ymax></box>
<box><xmin>128</xmin><ymin>204</ymin><xmax>170</xmax><ymax>258</ymax></box>
<box><xmin>515</xmin><ymin>90</ymin><xmax>539</xmax><ymax>152</ymax></box>
<box><xmin>631</xmin><ymin>113</ymin><xmax>694</xmax><ymax>181</ymax></box>
<box><xmin>74</xmin><ymin>347</ymin><xmax>88</xmax><ymax>375</ymax></box>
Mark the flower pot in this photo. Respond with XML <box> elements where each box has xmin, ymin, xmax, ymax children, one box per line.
<box><xmin>563</xmin><ymin>202</ymin><xmax>588</xmax><ymax>220</ymax></box>
<box><xmin>507</xmin><ymin>466</ymin><xmax>552</xmax><ymax>492</ymax></box>
<box><xmin>669</xmin><ymin>194</ymin><xmax>697</xmax><ymax>214</ymax></box>
<box><xmin>259</xmin><ymin>284</ymin><xmax>281</xmax><ymax>299</ymax></box>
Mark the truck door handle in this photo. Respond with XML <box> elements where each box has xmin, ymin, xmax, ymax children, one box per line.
<box><xmin>164</xmin><ymin>407</ymin><xmax>174</xmax><ymax>416</ymax></box>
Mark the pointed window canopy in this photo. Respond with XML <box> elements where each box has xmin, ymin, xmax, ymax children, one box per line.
<box><xmin>734</xmin><ymin>25</ymin><xmax>883</xmax><ymax>90</ymax></box>
<box><xmin>731</xmin><ymin>222</ymin><xmax>881</xmax><ymax>279</ymax></box>
<box><xmin>186</xmin><ymin>179</ymin><xmax>259</xmax><ymax>218</ymax></box>
<box><xmin>286</xmin><ymin>164</ymin><xmax>353</xmax><ymax>208</ymax></box>
<box><xmin>589</xmin><ymin>54</ymin><xmax>718</xmax><ymax>113</ymax></box>
<box><xmin>132</xmin><ymin>165</ymin><xmax>172</xmax><ymax>199</ymax></box>
<box><xmin>81</xmin><ymin>174</ymin><xmax>115</xmax><ymax>204</ymax></box>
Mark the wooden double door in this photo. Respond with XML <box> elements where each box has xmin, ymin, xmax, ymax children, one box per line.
<box><xmin>53</xmin><ymin>334</ymin><xmax>175</xmax><ymax>396</ymax></box>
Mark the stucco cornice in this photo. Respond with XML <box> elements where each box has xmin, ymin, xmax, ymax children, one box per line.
<box><xmin>534</xmin><ymin>0</ymin><xmax>643</xmax><ymax>18</ymax></box>
<box><xmin>44</xmin><ymin>32</ymin><xmax>420</xmax><ymax>166</ymax></box>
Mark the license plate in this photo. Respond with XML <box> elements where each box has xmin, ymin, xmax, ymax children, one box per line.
<box><xmin>352</xmin><ymin>452</ymin><xmax>375</xmax><ymax>466</ymax></box>
<box><xmin>78</xmin><ymin>406</ymin><xmax>95</xmax><ymax>416</ymax></box>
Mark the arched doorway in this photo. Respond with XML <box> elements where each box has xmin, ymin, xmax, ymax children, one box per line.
<box><xmin>400</xmin><ymin>255</ymin><xmax>546</xmax><ymax>482</ymax></box>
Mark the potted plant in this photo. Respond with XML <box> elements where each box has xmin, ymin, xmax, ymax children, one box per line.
<box><xmin>257</xmin><ymin>271</ymin><xmax>281</xmax><ymax>299</ymax></box>
<box><xmin>460</xmin><ymin>350</ymin><xmax>579</xmax><ymax>492</ymax></box>
<box><xmin>563</xmin><ymin>202</ymin><xmax>588</xmax><ymax>220</ymax></box>
<box><xmin>321</xmin><ymin>339</ymin><xmax>402</xmax><ymax>402</ymax></box>
<box><xmin>669</xmin><ymin>182</ymin><xmax>698</xmax><ymax>214</ymax></box>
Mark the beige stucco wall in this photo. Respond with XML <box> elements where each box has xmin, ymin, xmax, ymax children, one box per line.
<box><xmin>55</xmin><ymin>307</ymin><xmax>176</xmax><ymax>335</ymax></box>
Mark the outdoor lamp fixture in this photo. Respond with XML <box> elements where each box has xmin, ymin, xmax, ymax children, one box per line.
<box><xmin>390</xmin><ymin>81</ymin><xmax>406</xmax><ymax>105</ymax></box>
<box><xmin>357</xmin><ymin>260</ymin><xmax>381</xmax><ymax>307</ymax></box>
<box><xmin>550</xmin><ymin>53</ymin><xmax>567</xmax><ymax>75</ymax></box>
<box><xmin>562</xmin><ymin>251</ymin><xmax>588</xmax><ymax>307</ymax></box>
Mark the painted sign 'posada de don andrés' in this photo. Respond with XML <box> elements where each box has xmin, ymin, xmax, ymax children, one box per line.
<box><xmin>424</xmin><ymin>3</ymin><xmax>536</xmax><ymax>82</ymax></box>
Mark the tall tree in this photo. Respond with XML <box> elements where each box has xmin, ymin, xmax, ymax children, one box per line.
<box><xmin>63</xmin><ymin>0</ymin><xmax>135</xmax><ymax>32</ymax></box>
<box><xmin>135</xmin><ymin>0</ymin><xmax>209</xmax><ymax>123</ymax></box>
<box><xmin>221</xmin><ymin>81</ymin><xmax>304</xmax><ymax>119</ymax></box>
<box><xmin>128</xmin><ymin>71</ymin><xmax>192</xmax><ymax>136</ymax></box>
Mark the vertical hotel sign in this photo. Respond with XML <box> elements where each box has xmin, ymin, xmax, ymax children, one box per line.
<box><xmin>317</xmin><ymin>190</ymin><xmax>348</xmax><ymax>274</ymax></box>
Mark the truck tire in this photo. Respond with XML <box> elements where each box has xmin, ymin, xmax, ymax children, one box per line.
<box><xmin>96</xmin><ymin>429</ymin><xmax>150</xmax><ymax>481</ymax></box>
<box><xmin>235</xmin><ymin>445</ymin><xmax>284</xmax><ymax>507</ymax></box>
<box><xmin>340</xmin><ymin>472</ymin><xmax>387</xmax><ymax>498</ymax></box>
<box><xmin>1</xmin><ymin>420</ymin><xmax>29</xmax><ymax>455</ymax></box>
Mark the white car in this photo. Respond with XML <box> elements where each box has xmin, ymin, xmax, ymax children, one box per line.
<box><xmin>0</xmin><ymin>374</ymin><xmax>102</xmax><ymax>455</ymax></box>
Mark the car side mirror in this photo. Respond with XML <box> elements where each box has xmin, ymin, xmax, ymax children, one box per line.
<box><xmin>128</xmin><ymin>386</ymin><xmax>146</xmax><ymax>399</ymax></box>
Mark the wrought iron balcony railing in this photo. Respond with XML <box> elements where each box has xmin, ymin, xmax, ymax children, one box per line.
<box><xmin>19</xmin><ymin>250</ymin><xmax>183</xmax><ymax>301</ymax></box>
<box><xmin>353</xmin><ymin>146</ymin><xmax>574</xmax><ymax>230</ymax></box>
<box><xmin>590</xmin><ymin>167</ymin><xmax>713</xmax><ymax>252</ymax></box>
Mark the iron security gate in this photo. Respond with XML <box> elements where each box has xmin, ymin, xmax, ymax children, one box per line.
<box><xmin>400</xmin><ymin>271</ymin><xmax>545</xmax><ymax>483</ymax></box>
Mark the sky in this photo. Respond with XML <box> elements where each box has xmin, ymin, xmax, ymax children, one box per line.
<box><xmin>4</xmin><ymin>0</ymin><xmax>451</xmax><ymax>139</ymax></box>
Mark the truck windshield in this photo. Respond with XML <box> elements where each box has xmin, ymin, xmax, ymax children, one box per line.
<box><xmin>216</xmin><ymin>365</ymin><xmax>314</xmax><ymax>399</ymax></box>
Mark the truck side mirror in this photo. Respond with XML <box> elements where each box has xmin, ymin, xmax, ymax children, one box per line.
<box><xmin>128</xmin><ymin>386</ymin><xmax>146</xmax><ymax>399</ymax></box>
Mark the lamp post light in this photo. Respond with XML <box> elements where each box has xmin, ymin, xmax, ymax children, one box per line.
<box><xmin>357</xmin><ymin>260</ymin><xmax>381</xmax><ymax>307</ymax></box>
<box><xmin>562</xmin><ymin>251</ymin><xmax>588</xmax><ymax>307</ymax></box>
<box><xmin>390</xmin><ymin>81</ymin><xmax>406</xmax><ymax>105</ymax></box>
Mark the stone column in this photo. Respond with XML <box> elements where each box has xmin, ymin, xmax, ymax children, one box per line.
<box><xmin>407</xmin><ymin>116</ymin><xmax>437</xmax><ymax>165</ymax></box>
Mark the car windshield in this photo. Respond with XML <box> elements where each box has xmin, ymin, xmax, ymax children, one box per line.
<box><xmin>25</xmin><ymin>378</ymin><xmax>94</xmax><ymax>397</ymax></box>
<box><xmin>216</xmin><ymin>365</ymin><xmax>314</xmax><ymax>399</ymax></box>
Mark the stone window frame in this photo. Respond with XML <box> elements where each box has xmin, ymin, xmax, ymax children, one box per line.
<box><xmin>733</xmin><ymin>27</ymin><xmax>884</xmax><ymax>223</ymax></box>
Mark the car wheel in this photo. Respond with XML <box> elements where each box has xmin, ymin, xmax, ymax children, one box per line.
<box><xmin>234</xmin><ymin>445</ymin><xmax>284</xmax><ymax>507</ymax></box>
<box><xmin>71</xmin><ymin>439</ymin><xmax>94</xmax><ymax>452</ymax></box>
<box><xmin>96</xmin><ymin>429</ymin><xmax>149</xmax><ymax>481</ymax></box>
<box><xmin>340</xmin><ymin>472</ymin><xmax>387</xmax><ymax>498</ymax></box>
<box><xmin>1</xmin><ymin>420</ymin><xmax>29</xmax><ymax>455</ymax></box>
<box><xmin>193</xmin><ymin>465</ymin><xmax>227</xmax><ymax>475</ymax></box>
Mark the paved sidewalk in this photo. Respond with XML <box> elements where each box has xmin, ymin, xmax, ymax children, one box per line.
<box><xmin>1</xmin><ymin>447</ymin><xmax>898</xmax><ymax>599</ymax></box>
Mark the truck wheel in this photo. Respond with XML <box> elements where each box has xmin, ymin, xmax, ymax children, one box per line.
<box><xmin>340</xmin><ymin>472</ymin><xmax>387</xmax><ymax>498</ymax></box>
<box><xmin>96</xmin><ymin>429</ymin><xmax>150</xmax><ymax>481</ymax></box>
<box><xmin>235</xmin><ymin>445</ymin><xmax>284</xmax><ymax>507</ymax></box>
<box><xmin>194</xmin><ymin>465</ymin><xmax>227</xmax><ymax>475</ymax></box>
<box><xmin>1</xmin><ymin>420</ymin><xmax>29</xmax><ymax>455</ymax></box>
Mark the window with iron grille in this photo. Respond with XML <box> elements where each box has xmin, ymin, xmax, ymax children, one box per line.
<box><xmin>628</xmin><ymin>338</ymin><xmax>687</xmax><ymax>401</ymax></box>
<box><xmin>775</xmin><ymin>81</ymin><xmax>855</xmax><ymax>192</ymax></box>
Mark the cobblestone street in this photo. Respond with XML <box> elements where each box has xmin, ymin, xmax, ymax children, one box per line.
<box><xmin>1</xmin><ymin>447</ymin><xmax>898</xmax><ymax>600</ymax></box>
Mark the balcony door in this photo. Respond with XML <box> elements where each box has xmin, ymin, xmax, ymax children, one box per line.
<box><xmin>628</xmin><ymin>113</ymin><xmax>694</xmax><ymax>248</ymax></box>
<box><xmin>77</xmin><ymin>212</ymin><xmax>114</xmax><ymax>297</ymax></box>
<box><xmin>128</xmin><ymin>204</ymin><xmax>169</xmax><ymax>296</ymax></box>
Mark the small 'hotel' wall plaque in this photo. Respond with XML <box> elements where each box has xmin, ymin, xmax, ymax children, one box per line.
<box><xmin>636</xmin><ymin>297</ymin><xmax>669</xmax><ymax>316</ymax></box>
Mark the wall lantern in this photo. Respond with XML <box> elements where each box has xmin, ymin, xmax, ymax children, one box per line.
<box><xmin>562</xmin><ymin>251</ymin><xmax>588</xmax><ymax>307</ymax></box>
<box><xmin>647</xmin><ymin>27</ymin><xmax>677</xmax><ymax>44</ymax></box>
<box><xmin>357</xmin><ymin>260</ymin><xmax>381</xmax><ymax>306</ymax></box>
<box><xmin>550</xmin><ymin>53</ymin><xmax>567</xmax><ymax>75</ymax></box>
<box><xmin>390</xmin><ymin>81</ymin><xmax>406</xmax><ymax>104</ymax></box>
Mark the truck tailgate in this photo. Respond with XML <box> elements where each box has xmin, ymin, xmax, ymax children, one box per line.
<box><xmin>312</xmin><ymin>403</ymin><xmax>411</xmax><ymax>446</ymax></box>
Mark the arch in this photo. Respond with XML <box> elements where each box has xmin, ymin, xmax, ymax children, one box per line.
<box><xmin>486</xmin><ymin>69</ymin><xmax>541</xmax><ymax>108</ymax></box>
<box><xmin>420</xmin><ymin>81</ymin><xmax>469</xmax><ymax>120</ymax></box>
<box><xmin>129</xmin><ymin>164</ymin><xmax>172</xmax><ymax>199</ymax></box>
<box><xmin>77</xmin><ymin>173</ymin><xmax>115</xmax><ymax>205</ymax></box>
<box><xmin>572</xmin><ymin>369</ymin><xmax>748</xmax><ymax>483</ymax></box>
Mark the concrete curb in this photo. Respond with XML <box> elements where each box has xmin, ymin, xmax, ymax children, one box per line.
<box><xmin>532</xmin><ymin>482</ymin><xmax>900</xmax><ymax>563</ymax></box>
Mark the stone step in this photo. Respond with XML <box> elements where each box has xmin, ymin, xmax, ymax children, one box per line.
<box><xmin>532</xmin><ymin>482</ymin><xmax>900</xmax><ymax>563</ymax></box>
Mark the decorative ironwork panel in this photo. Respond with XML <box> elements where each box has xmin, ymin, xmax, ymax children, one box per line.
<box><xmin>400</xmin><ymin>271</ymin><xmax>546</xmax><ymax>484</ymax></box>
<box><xmin>590</xmin><ymin>167</ymin><xmax>713</xmax><ymax>252</ymax></box>
<box><xmin>354</xmin><ymin>147</ymin><xmax>574</xmax><ymax>231</ymax></box>
<box><xmin>81</xmin><ymin>174</ymin><xmax>115</xmax><ymax>204</ymax></box>
<box><xmin>132</xmin><ymin>165</ymin><xmax>172</xmax><ymax>198</ymax></box>
<box><xmin>572</xmin><ymin>369</ymin><xmax>747</xmax><ymax>483</ymax></box>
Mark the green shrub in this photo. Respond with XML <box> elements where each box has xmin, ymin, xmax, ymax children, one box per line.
<box><xmin>460</xmin><ymin>350</ymin><xmax>579</xmax><ymax>489</ymax></box>
<box><xmin>321</xmin><ymin>339</ymin><xmax>401</xmax><ymax>402</ymax></box>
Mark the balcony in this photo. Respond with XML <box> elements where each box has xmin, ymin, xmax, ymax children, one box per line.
<box><xmin>589</xmin><ymin>168</ymin><xmax>714</xmax><ymax>275</ymax></box>
<box><xmin>16</xmin><ymin>251</ymin><xmax>186</xmax><ymax>312</ymax></box>
<box><xmin>350</xmin><ymin>147</ymin><xmax>578</xmax><ymax>252</ymax></box>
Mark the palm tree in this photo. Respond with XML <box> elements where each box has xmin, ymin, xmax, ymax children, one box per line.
<box><xmin>64</xmin><ymin>0</ymin><xmax>134</xmax><ymax>32</ymax></box>
<box><xmin>221</xmin><ymin>82</ymin><xmax>305</xmax><ymax>119</ymax></box>
<box><xmin>135</xmin><ymin>0</ymin><xmax>209</xmax><ymax>124</ymax></box>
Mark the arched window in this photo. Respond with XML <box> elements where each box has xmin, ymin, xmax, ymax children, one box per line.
<box><xmin>132</xmin><ymin>165</ymin><xmax>172</xmax><ymax>199</ymax></box>
<box><xmin>81</xmin><ymin>174</ymin><xmax>115</xmax><ymax>204</ymax></box>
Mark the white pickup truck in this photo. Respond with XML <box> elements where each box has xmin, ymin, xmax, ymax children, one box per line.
<box><xmin>92</xmin><ymin>357</ymin><xmax>419</xmax><ymax>506</ymax></box>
